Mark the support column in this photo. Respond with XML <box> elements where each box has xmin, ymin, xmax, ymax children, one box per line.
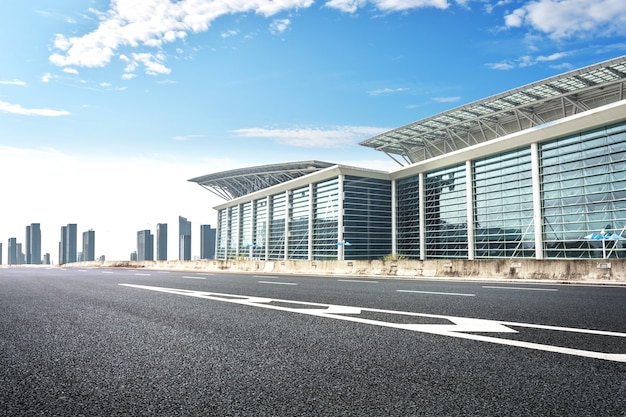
<box><xmin>419</xmin><ymin>172</ymin><xmax>426</xmax><ymax>261</ymax></box>
<box><xmin>531</xmin><ymin>142</ymin><xmax>544</xmax><ymax>259</ymax></box>
<box><xmin>337</xmin><ymin>175</ymin><xmax>345</xmax><ymax>261</ymax></box>
<box><xmin>466</xmin><ymin>160</ymin><xmax>475</xmax><ymax>260</ymax></box>
<box><xmin>265</xmin><ymin>196</ymin><xmax>270</xmax><ymax>261</ymax></box>
<box><xmin>284</xmin><ymin>190</ymin><xmax>290</xmax><ymax>261</ymax></box>
<box><xmin>308</xmin><ymin>183</ymin><xmax>314</xmax><ymax>260</ymax></box>
<box><xmin>391</xmin><ymin>179</ymin><xmax>397</xmax><ymax>256</ymax></box>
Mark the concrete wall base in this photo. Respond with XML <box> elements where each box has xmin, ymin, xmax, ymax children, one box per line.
<box><xmin>66</xmin><ymin>258</ymin><xmax>626</xmax><ymax>283</ymax></box>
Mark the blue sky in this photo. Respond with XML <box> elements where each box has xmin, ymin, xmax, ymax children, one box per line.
<box><xmin>1</xmin><ymin>0</ymin><xmax>625</xmax><ymax>261</ymax></box>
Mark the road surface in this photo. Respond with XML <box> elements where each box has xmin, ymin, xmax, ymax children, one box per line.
<box><xmin>1</xmin><ymin>266</ymin><xmax>625</xmax><ymax>416</ymax></box>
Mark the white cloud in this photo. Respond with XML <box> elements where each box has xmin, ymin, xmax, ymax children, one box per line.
<box><xmin>432</xmin><ymin>96</ymin><xmax>461</xmax><ymax>103</ymax></box>
<box><xmin>221</xmin><ymin>29</ymin><xmax>239</xmax><ymax>38</ymax></box>
<box><xmin>173</xmin><ymin>134</ymin><xmax>207</xmax><ymax>141</ymax></box>
<box><xmin>486</xmin><ymin>51</ymin><xmax>571</xmax><ymax>70</ymax></box>
<box><xmin>49</xmin><ymin>0</ymin><xmax>315</xmax><ymax>73</ymax></box>
<box><xmin>368</xmin><ymin>87</ymin><xmax>410</xmax><ymax>96</ymax></box>
<box><xmin>0</xmin><ymin>79</ymin><xmax>26</xmax><ymax>86</ymax></box>
<box><xmin>233</xmin><ymin>126</ymin><xmax>389</xmax><ymax>148</ymax></box>
<box><xmin>326</xmin><ymin>0</ymin><xmax>449</xmax><ymax>12</ymax></box>
<box><xmin>63</xmin><ymin>67</ymin><xmax>79</xmax><ymax>75</ymax></box>
<box><xmin>270</xmin><ymin>19</ymin><xmax>291</xmax><ymax>35</ymax></box>
<box><xmin>41</xmin><ymin>73</ymin><xmax>52</xmax><ymax>83</ymax></box>
<box><xmin>504</xmin><ymin>0</ymin><xmax>626</xmax><ymax>39</ymax></box>
<box><xmin>0</xmin><ymin>100</ymin><xmax>70</xmax><ymax>116</ymax></box>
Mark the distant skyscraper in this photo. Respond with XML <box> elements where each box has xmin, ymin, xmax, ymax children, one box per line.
<box><xmin>156</xmin><ymin>223</ymin><xmax>167</xmax><ymax>261</ymax></box>
<box><xmin>200</xmin><ymin>225</ymin><xmax>216</xmax><ymax>260</ymax></box>
<box><xmin>179</xmin><ymin>216</ymin><xmax>191</xmax><ymax>261</ymax></box>
<box><xmin>25</xmin><ymin>225</ymin><xmax>31</xmax><ymax>264</ymax></box>
<box><xmin>83</xmin><ymin>230</ymin><xmax>95</xmax><ymax>262</ymax></box>
<box><xmin>43</xmin><ymin>253</ymin><xmax>51</xmax><ymax>265</ymax></box>
<box><xmin>27</xmin><ymin>223</ymin><xmax>41</xmax><ymax>265</ymax></box>
<box><xmin>7</xmin><ymin>238</ymin><xmax>17</xmax><ymax>265</ymax></box>
<box><xmin>137</xmin><ymin>230</ymin><xmax>154</xmax><ymax>261</ymax></box>
<box><xmin>62</xmin><ymin>224</ymin><xmax>78</xmax><ymax>264</ymax></box>
<box><xmin>130</xmin><ymin>251</ymin><xmax>138</xmax><ymax>261</ymax></box>
<box><xmin>60</xmin><ymin>226</ymin><xmax>67</xmax><ymax>264</ymax></box>
<box><xmin>16</xmin><ymin>243</ymin><xmax>25</xmax><ymax>264</ymax></box>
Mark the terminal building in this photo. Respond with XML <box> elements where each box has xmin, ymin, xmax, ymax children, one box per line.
<box><xmin>190</xmin><ymin>56</ymin><xmax>626</xmax><ymax>261</ymax></box>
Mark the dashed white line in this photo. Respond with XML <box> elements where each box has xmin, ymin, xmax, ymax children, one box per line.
<box><xmin>197</xmin><ymin>273</ymin><xmax>214</xmax><ymax>276</ymax></box>
<box><xmin>101</xmin><ymin>271</ymin><xmax>114</xmax><ymax>274</ymax></box>
<box><xmin>254</xmin><ymin>275</ymin><xmax>278</xmax><ymax>279</ymax></box>
<box><xmin>338</xmin><ymin>279</ymin><xmax>379</xmax><ymax>284</ymax></box>
<box><xmin>258</xmin><ymin>281</ymin><xmax>297</xmax><ymax>286</ymax></box>
<box><xmin>397</xmin><ymin>289</ymin><xmax>475</xmax><ymax>297</ymax></box>
<box><xmin>134</xmin><ymin>273</ymin><xmax>151</xmax><ymax>276</ymax></box>
<box><xmin>182</xmin><ymin>276</ymin><xmax>206</xmax><ymax>280</ymax></box>
<box><xmin>483</xmin><ymin>286</ymin><xmax>558</xmax><ymax>292</ymax></box>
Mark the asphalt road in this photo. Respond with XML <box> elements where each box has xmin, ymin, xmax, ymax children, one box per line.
<box><xmin>1</xmin><ymin>266</ymin><xmax>625</xmax><ymax>416</ymax></box>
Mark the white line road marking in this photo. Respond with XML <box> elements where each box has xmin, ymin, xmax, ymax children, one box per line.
<box><xmin>254</xmin><ymin>275</ymin><xmax>278</xmax><ymax>279</ymax></box>
<box><xmin>134</xmin><ymin>273</ymin><xmax>151</xmax><ymax>276</ymax></box>
<box><xmin>338</xmin><ymin>279</ymin><xmax>379</xmax><ymax>283</ymax></box>
<box><xmin>102</xmin><ymin>271</ymin><xmax>114</xmax><ymax>274</ymax></box>
<box><xmin>483</xmin><ymin>286</ymin><xmax>558</xmax><ymax>292</ymax></box>
<box><xmin>197</xmin><ymin>273</ymin><xmax>214</xmax><ymax>276</ymax></box>
<box><xmin>397</xmin><ymin>289</ymin><xmax>475</xmax><ymax>297</ymax></box>
<box><xmin>119</xmin><ymin>284</ymin><xmax>626</xmax><ymax>363</ymax></box>
<box><xmin>182</xmin><ymin>276</ymin><xmax>206</xmax><ymax>280</ymax></box>
<box><xmin>258</xmin><ymin>281</ymin><xmax>297</xmax><ymax>286</ymax></box>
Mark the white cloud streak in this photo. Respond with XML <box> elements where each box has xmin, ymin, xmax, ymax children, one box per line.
<box><xmin>233</xmin><ymin>126</ymin><xmax>389</xmax><ymax>147</ymax></box>
<box><xmin>49</xmin><ymin>0</ymin><xmax>315</xmax><ymax>73</ymax></box>
<box><xmin>504</xmin><ymin>0</ymin><xmax>626</xmax><ymax>39</ymax></box>
<box><xmin>486</xmin><ymin>51</ymin><xmax>571</xmax><ymax>70</ymax></box>
<box><xmin>0</xmin><ymin>80</ymin><xmax>26</xmax><ymax>86</ymax></box>
<box><xmin>368</xmin><ymin>87</ymin><xmax>410</xmax><ymax>96</ymax></box>
<box><xmin>0</xmin><ymin>100</ymin><xmax>70</xmax><ymax>116</ymax></box>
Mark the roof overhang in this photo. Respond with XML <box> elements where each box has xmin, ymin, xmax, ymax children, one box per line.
<box><xmin>360</xmin><ymin>55</ymin><xmax>626</xmax><ymax>165</ymax></box>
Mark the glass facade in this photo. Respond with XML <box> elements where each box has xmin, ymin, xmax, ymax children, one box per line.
<box><xmin>425</xmin><ymin>165</ymin><xmax>467</xmax><ymax>258</ymax></box>
<box><xmin>541</xmin><ymin>122</ymin><xmax>626</xmax><ymax>258</ymax></box>
<box><xmin>288</xmin><ymin>186</ymin><xmax>310</xmax><ymax>260</ymax></box>
<box><xmin>268</xmin><ymin>193</ymin><xmax>286</xmax><ymax>260</ymax></box>
<box><xmin>343</xmin><ymin>176</ymin><xmax>392</xmax><ymax>260</ymax></box>
<box><xmin>312</xmin><ymin>178</ymin><xmax>339</xmax><ymax>260</ymax></box>
<box><xmin>214</xmin><ymin>121</ymin><xmax>626</xmax><ymax>261</ymax></box>
<box><xmin>397</xmin><ymin>175</ymin><xmax>420</xmax><ymax>259</ymax></box>
<box><xmin>474</xmin><ymin>148</ymin><xmax>535</xmax><ymax>258</ymax></box>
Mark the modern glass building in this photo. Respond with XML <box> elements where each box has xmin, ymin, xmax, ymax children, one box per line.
<box><xmin>191</xmin><ymin>56</ymin><xmax>626</xmax><ymax>261</ymax></box>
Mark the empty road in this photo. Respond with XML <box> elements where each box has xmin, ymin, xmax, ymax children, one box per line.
<box><xmin>1</xmin><ymin>266</ymin><xmax>625</xmax><ymax>416</ymax></box>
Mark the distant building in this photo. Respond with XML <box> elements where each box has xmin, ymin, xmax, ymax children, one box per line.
<box><xmin>156</xmin><ymin>223</ymin><xmax>167</xmax><ymax>261</ymax></box>
<box><xmin>82</xmin><ymin>230</ymin><xmax>95</xmax><ymax>262</ymax></box>
<box><xmin>25</xmin><ymin>225</ymin><xmax>31</xmax><ymax>264</ymax></box>
<box><xmin>137</xmin><ymin>230</ymin><xmax>154</xmax><ymax>261</ymax></box>
<box><xmin>7</xmin><ymin>238</ymin><xmax>17</xmax><ymax>265</ymax></box>
<box><xmin>130</xmin><ymin>251</ymin><xmax>138</xmax><ymax>261</ymax></box>
<box><xmin>98</xmin><ymin>255</ymin><xmax>105</xmax><ymax>261</ymax></box>
<box><xmin>43</xmin><ymin>253</ymin><xmax>51</xmax><ymax>265</ymax></box>
<box><xmin>26</xmin><ymin>223</ymin><xmax>41</xmax><ymax>265</ymax></box>
<box><xmin>200</xmin><ymin>225</ymin><xmax>216</xmax><ymax>260</ymax></box>
<box><xmin>60</xmin><ymin>224</ymin><xmax>78</xmax><ymax>264</ymax></box>
<box><xmin>179</xmin><ymin>216</ymin><xmax>191</xmax><ymax>261</ymax></box>
<box><xmin>16</xmin><ymin>243</ymin><xmax>25</xmax><ymax>264</ymax></box>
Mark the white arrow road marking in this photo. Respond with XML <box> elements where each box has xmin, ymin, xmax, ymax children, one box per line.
<box><xmin>119</xmin><ymin>284</ymin><xmax>626</xmax><ymax>363</ymax></box>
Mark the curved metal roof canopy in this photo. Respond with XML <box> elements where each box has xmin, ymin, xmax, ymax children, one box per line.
<box><xmin>188</xmin><ymin>161</ymin><xmax>335</xmax><ymax>200</ymax></box>
<box><xmin>360</xmin><ymin>55</ymin><xmax>626</xmax><ymax>166</ymax></box>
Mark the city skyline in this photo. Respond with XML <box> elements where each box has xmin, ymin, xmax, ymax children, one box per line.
<box><xmin>2</xmin><ymin>2</ymin><xmax>625</xmax><ymax>261</ymax></box>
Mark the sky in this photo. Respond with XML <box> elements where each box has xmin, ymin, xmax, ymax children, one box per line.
<box><xmin>1</xmin><ymin>0</ymin><xmax>626</xmax><ymax>262</ymax></box>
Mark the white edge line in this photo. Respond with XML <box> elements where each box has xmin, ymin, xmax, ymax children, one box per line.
<box><xmin>182</xmin><ymin>276</ymin><xmax>206</xmax><ymax>280</ymax></box>
<box><xmin>397</xmin><ymin>289</ymin><xmax>475</xmax><ymax>297</ymax></box>
<box><xmin>338</xmin><ymin>279</ymin><xmax>379</xmax><ymax>283</ymax></box>
<box><xmin>483</xmin><ymin>286</ymin><xmax>558</xmax><ymax>292</ymax></box>
<box><xmin>258</xmin><ymin>281</ymin><xmax>297</xmax><ymax>286</ymax></box>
